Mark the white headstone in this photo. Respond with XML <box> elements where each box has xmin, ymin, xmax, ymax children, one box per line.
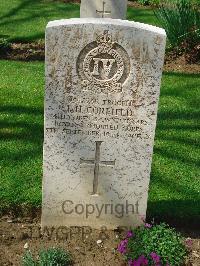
<box><xmin>42</xmin><ymin>18</ymin><xmax>166</xmax><ymax>229</ymax></box>
<box><xmin>80</xmin><ymin>0</ymin><xmax>128</xmax><ymax>20</ymax></box>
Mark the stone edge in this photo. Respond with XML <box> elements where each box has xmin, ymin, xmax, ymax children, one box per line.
<box><xmin>46</xmin><ymin>18</ymin><xmax>166</xmax><ymax>36</ymax></box>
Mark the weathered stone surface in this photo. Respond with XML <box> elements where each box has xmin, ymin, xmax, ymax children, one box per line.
<box><xmin>80</xmin><ymin>0</ymin><xmax>128</xmax><ymax>20</ymax></box>
<box><xmin>42</xmin><ymin>18</ymin><xmax>166</xmax><ymax>229</ymax></box>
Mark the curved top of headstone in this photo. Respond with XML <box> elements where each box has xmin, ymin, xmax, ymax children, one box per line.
<box><xmin>46</xmin><ymin>18</ymin><xmax>166</xmax><ymax>36</ymax></box>
<box><xmin>43</xmin><ymin>15</ymin><xmax>166</xmax><ymax>230</ymax></box>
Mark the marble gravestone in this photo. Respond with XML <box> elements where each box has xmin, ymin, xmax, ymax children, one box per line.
<box><xmin>80</xmin><ymin>0</ymin><xmax>128</xmax><ymax>20</ymax></box>
<box><xmin>42</xmin><ymin>18</ymin><xmax>166</xmax><ymax>229</ymax></box>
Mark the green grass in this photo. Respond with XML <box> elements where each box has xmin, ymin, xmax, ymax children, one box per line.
<box><xmin>0</xmin><ymin>60</ymin><xmax>200</xmax><ymax>226</ymax></box>
<box><xmin>0</xmin><ymin>0</ymin><xmax>161</xmax><ymax>43</ymax></box>
<box><xmin>148</xmin><ymin>72</ymin><xmax>200</xmax><ymax>226</ymax></box>
<box><xmin>0</xmin><ymin>60</ymin><xmax>44</xmax><ymax>209</ymax></box>
<box><xmin>129</xmin><ymin>0</ymin><xmax>199</xmax><ymax>5</ymax></box>
<box><xmin>0</xmin><ymin>0</ymin><xmax>80</xmax><ymax>42</ymax></box>
<box><xmin>127</xmin><ymin>7</ymin><xmax>160</xmax><ymax>26</ymax></box>
<box><xmin>0</xmin><ymin>1</ymin><xmax>199</xmax><ymax>227</ymax></box>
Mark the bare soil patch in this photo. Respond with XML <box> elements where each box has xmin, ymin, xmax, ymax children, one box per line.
<box><xmin>0</xmin><ymin>217</ymin><xmax>125</xmax><ymax>266</ymax></box>
<box><xmin>128</xmin><ymin>1</ymin><xmax>151</xmax><ymax>8</ymax></box>
<box><xmin>0</xmin><ymin>43</ymin><xmax>45</xmax><ymax>61</ymax></box>
<box><xmin>0</xmin><ymin>216</ymin><xmax>200</xmax><ymax>266</ymax></box>
<box><xmin>164</xmin><ymin>54</ymin><xmax>200</xmax><ymax>74</ymax></box>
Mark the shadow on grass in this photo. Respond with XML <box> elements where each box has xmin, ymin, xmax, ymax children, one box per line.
<box><xmin>1</xmin><ymin>105</ymin><xmax>43</xmax><ymax>115</ymax></box>
<box><xmin>146</xmin><ymin>72</ymin><xmax>200</xmax><ymax>228</ymax></box>
<box><xmin>1</xmin><ymin>120</ymin><xmax>43</xmax><ymax>142</ymax></box>
<box><xmin>0</xmin><ymin>105</ymin><xmax>43</xmax><ymax>159</ymax></box>
<box><xmin>148</xmin><ymin>164</ymin><xmax>200</xmax><ymax>229</ymax></box>
<box><xmin>1</xmin><ymin>68</ymin><xmax>199</xmax><ymax>228</ymax></box>
<box><xmin>0</xmin><ymin>0</ymin><xmax>32</xmax><ymax>21</ymax></box>
<box><xmin>0</xmin><ymin>103</ymin><xmax>43</xmax><ymax>212</ymax></box>
<box><xmin>147</xmin><ymin>200</ymin><xmax>200</xmax><ymax>229</ymax></box>
<box><xmin>0</xmin><ymin>0</ymin><xmax>80</xmax><ymax>42</ymax></box>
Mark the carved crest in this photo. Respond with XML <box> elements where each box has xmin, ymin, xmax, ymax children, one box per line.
<box><xmin>76</xmin><ymin>30</ymin><xmax>130</xmax><ymax>93</ymax></box>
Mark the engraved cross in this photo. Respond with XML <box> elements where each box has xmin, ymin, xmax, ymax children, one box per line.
<box><xmin>80</xmin><ymin>141</ymin><xmax>115</xmax><ymax>195</ymax></box>
<box><xmin>96</xmin><ymin>1</ymin><xmax>111</xmax><ymax>18</ymax></box>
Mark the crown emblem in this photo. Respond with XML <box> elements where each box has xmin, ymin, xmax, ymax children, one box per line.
<box><xmin>96</xmin><ymin>30</ymin><xmax>114</xmax><ymax>51</ymax></box>
<box><xmin>76</xmin><ymin>30</ymin><xmax>130</xmax><ymax>94</ymax></box>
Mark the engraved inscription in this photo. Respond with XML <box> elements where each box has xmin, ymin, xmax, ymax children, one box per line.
<box><xmin>80</xmin><ymin>141</ymin><xmax>115</xmax><ymax>195</ymax></box>
<box><xmin>43</xmin><ymin>17</ymin><xmax>166</xmax><ymax>230</ymax></box>
<box><xmin>45</xmin><ymin>96</ymin><xmax>151</xmax><ymax>140</ymax></box>
<box><xmin>92</xmin><ymin>58</ymin><xmax>115</xmax><ymax>78</ymax></box>
<box><xmin>77</xmin><ymin>31</ymin><xmax>130</xmax><ymax>93</ymax></box>
<box><xmin>96</xmin><ymin>1</ymin><xmax>111</xmax><ymax>18</ymax></box>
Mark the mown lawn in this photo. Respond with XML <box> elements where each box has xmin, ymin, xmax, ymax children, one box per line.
<box><xmin>0</xmin><ymin>60</ymin><xmax>199</xmax><ymax>226</ymax></box>
<box><xmin>0</xmin><ymin>61</ymin><xmax>44</xmax><ymax>208</ymax></box>
<box><xmin>0</xmin><ymin>0</ymin><xmax>160</xmax><ymax>42</ymax></box>
<box><xmin>148</xmin><ymin>72</ymin><xmax>200</xmax><ymax>226</ymax></box>
<box><xmin>0</xmin><ymin>0</ymin><xmax>80</xmax><ymax>42</ymax></box>
<box><xmin>0</xmin><ymin>0</ymin><xmax>199</xmax><ymax>227</ymax></box>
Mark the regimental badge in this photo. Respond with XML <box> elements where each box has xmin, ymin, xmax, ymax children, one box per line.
<box><xmin>77</xmin><ymin>30</ymin><xmax>130</xmax><ymax>93</ymax></box>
